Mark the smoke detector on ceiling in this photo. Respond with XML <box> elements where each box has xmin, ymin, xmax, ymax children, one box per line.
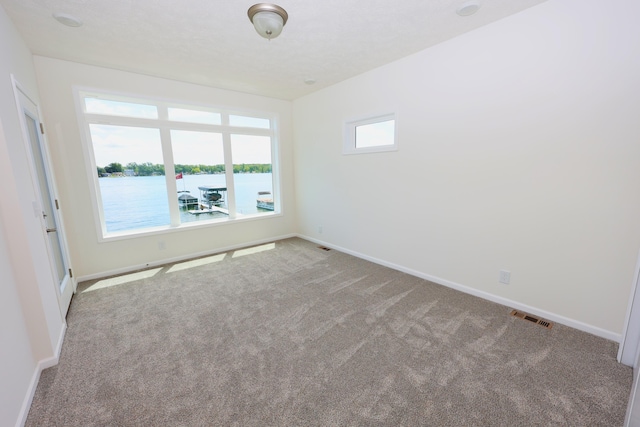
<box><xmin>456</xmin><ymin>1</ymin><xmax>481</xmax><ymax>17</ymax></box>
<box><xmin>52</xmin><ymin>12</ymin><xmax>83</xmax><ymax>27</ymax></box>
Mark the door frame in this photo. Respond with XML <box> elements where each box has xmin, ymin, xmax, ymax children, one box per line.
<box><xmin>619</xmin><ymin>249</ymin><xmax>640</xmax><ymax>366</ymax></box>
<box><xmin>619</xmin><ymin>250</ymin><xmax>640</xmax><ymax>426</ymax></box>
<box><xmin>11</xmin><ymin>76</ymin><xmax>76</xmax><ymax>317</ymax></box>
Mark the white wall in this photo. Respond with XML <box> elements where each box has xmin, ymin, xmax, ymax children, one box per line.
<box><xmin>293</xmin><ymin>0</ymin><xmax>640</xmax><ymax>338</ymax></box>
<box><xmin>0</xmin><ymin>4</ymin><xmax>65</xmax><ymax>426</ymax></box>
<box><xmin>0</xmin><ymin>0</ymin><xmax>635</xmax><ymax>424</ymax></box>
<box><xmin>33</xmin><ymin>57</ymin><xmax>295</xmax><ymax>278</ymax></box>
<box><xmin>0</xmin><ymin>214</ymin><xmax>35</xmax><ymax>426</ymax></box>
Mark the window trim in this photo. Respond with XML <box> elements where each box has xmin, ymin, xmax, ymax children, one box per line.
<box><xmin>73</xmin><ymin>86</ymin><xmax>282</xmax><ymax>242</ymax></box>
<box><xmin>343</xmin><ymin>112</ymin><xmax>397</xmax><ymax>155</ymax></box>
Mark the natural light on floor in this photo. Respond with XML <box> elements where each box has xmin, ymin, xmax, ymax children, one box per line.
<box><xmin>166</xmin><ymin>253</ymin><xmax>227</xmax><ymax>273</ymax></box>
<box><xmin>82</xmin><ymin>267</ymin><xmax>163</xmax><ymax>293</ymax></box>
<box><xmin>80</xmin><ymin>243</ymin><xmax>276</xmax><ymax>293</ymax></box>
<box><xmin>231</xmin><ymin>242</ymin><xmax>276</xmax><ymax>258</ymax></box>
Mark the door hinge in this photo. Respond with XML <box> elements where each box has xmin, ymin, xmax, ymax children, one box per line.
<box><xmin>69</xmin><ymin>268</ymin><xmax>73</xmax><ymax>278</ymax></box>
<box><xmin>39</xmin><ymin>123</ymin><xmax>44</xmax><ymax>134</ymax></box>
<box><xmin>55</xmin><ymin>199</ymin><xmax>59</xmax><ymax>210</ymax></box>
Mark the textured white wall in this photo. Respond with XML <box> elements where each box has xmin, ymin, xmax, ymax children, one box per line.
<box><xmin>33</xmin><ymin>57</ymin><xmax>296</xmax><ymax>278</ymax></box>
<box><xmin>0</xmin><ymin>4</ymin><xmax>64</xmax><ymax>426</ymax></box>
<box><xmin>293</xmin><ymin>0</ymin><xmax>640</xmax><ymax>337</ymax></box>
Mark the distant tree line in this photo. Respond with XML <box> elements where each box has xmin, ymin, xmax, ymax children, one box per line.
<box><xmin>97</xmin><ymin>162</ymin><xmax>124</xmax><ymax>175</ymax></box>
<box><xmin>98</xmin><ymin>162</ymin><xmax>271</xmax><ymax>177</ymax></box>
<box><xmin>175</xmin><ymin>164</ymin><xmax>224</xmax><ymax>175</ymax></box>
<box><xmin>176</xmin><ymin>163</ymin><xmax>272</xmax><ymax>174</ymax></box>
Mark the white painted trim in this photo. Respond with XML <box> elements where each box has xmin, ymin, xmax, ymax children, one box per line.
<box><xmin>624</xmin><ymin>348</ymin><xmax>640</xmax><ymax>426</ymax></box>
<box><xmin>93</xmin><ymin>210</ymin><xmax>284</xmax><ymax>244</ymax></box>
<box><xmin>298</xmin><ymin>234</ymin><xmax>621</xmax><ymax>343</ymax></box>
<box><xmin>50</xmin><ymin>321</ymin><xmax>66</xmax><ymax>367</ymax></box>
<box><xmin>72</xmin><ymin>86</ymin><xmax>282</xmax><ymax>241</ymax></box>
<box><xmin>12</xmin><ymin>75</ymin><xmax>75</xmax><ymax>318</ymax></box>
<box><xmin>76</xmin><ymin>233</ymin><xmax>297</xmax><ymax>282</ymax></box>
<box><xmin>16</xmin><ymin>365</ymin><xmax>41</xmax><ymax>427</ymax></box>
<box><xmin>618</xmin><ymin>249</ymin><xmax>640</xmax><ymax>365</ymax></box>
<box><xmin>16</xmin><ymin>322</ymin><xmax>66</xmax><ymax>427</ymax></box>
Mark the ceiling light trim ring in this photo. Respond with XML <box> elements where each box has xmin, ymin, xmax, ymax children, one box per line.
<box><xmin>247</xmin><ymin>4</ymin><xmax>288</xmax><ymax>25</ymax></box>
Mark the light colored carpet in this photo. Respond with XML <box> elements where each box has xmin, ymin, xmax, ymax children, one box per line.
<box><xmin>27</xmin><ymin>237</ymin><xmax>632</xmax><ymax>426</ymax></box>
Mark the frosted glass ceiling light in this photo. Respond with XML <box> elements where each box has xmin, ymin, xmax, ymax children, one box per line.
<box><xmin>248</xmin><ymin>3</ymin><xmax>288</xmax><ymax>40</ymax></box>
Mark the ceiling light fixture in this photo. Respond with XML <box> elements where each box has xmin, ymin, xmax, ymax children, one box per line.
<box><xmin>456</xmin><ymin>1</ymin><xmax>481</xmax><ymax>17</ymax></box>
<box><xmin>52</xmin><ymin>12</ymin><xmax>83</xmax><ymax>27</ymax></box>
<box><xmin>247</xmin><ymin>3</ymin><xmax>288</xmax><ymax>40</ymax></box>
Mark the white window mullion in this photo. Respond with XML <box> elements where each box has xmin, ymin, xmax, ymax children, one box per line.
<box><xmin>222</xmin><ymin>130</ymin><xmax>236</xmax><ymax>219</ymax></box>
<box><xmin>160</xmin><ymin>123</ymin><xmax>180</xmax><ymax>227</ymax></box>
<box><xmin>270</xmin><ymin>133</ymin><xmax>280</xmax><ymax>212</ymax></box>
<box><xmin>158</xmin><ymin>104</ymin><xmax>181</xmax><ymax>226</ymax></box>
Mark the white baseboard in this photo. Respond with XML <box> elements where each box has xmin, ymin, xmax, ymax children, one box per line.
<box><xmin>76</xmin><ymin>233</ymin><xmax>298</xmax><ymax>283</ymax></box>
<box><xmin>76</xmin><ymin>230</ymin><xmax>621</xmax><ymax>342</ymax></box>
<box><xmin>16</xmin><ymin>321</ymin><xmax>66</xmax><ymax>427</ymax></box>
<box><xmin>298</xmin><ymin>234</ymin><xmax>621</xmax><ymax>343</ymax></box>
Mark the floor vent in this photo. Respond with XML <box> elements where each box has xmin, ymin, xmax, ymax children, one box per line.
<box><xmin>318</xmin><ymin>246</ymin><xmax>331</xmax><ymax>251</ymax></box>
<box><xmin>510</xmin><ymin>309</ymin><xmax>553</xmax><ymax>329</ymax></box>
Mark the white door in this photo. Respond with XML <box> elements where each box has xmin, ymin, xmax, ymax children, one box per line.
<box><xmin>15</xmin><ymin>83</ymin><xmax>75</xmax><ymax>317</ymax></box>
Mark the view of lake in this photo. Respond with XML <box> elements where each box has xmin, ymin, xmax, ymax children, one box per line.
<box><xmin>99</xmin><ymin>173</ymin><xmax>273</xmax><ymax>233</ymax></box>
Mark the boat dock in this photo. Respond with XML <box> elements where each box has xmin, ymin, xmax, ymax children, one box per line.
<box><xmin>189</xmin><ymin>185</ymin><xmax>229</xmax><ymax>215</ymax></box>
<box><xmin>188</xmin><ymin>206</ymin><xmax>229</xmax><ymax>215</ymax></box>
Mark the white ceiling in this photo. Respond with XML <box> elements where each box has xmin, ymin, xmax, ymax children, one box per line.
<box><xmin>1</xmin><ymin>0</ymin><xmax>546</xmax><ymax>100</ymax></box>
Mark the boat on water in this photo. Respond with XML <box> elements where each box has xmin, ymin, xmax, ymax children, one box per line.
<box><xmin>198</xmin><ymin>185</ymin><xmax>226</xmax><ymax>206</ymax></box>
<box><xmin>180</xmin><ymin>186</ymin><xmax>271</xmax><ymax>215</ymax></box>
<box><xmin>177</xmin><ymin>191</ymin><xmax>198</xmax><ymax>208</ymax></box>
<box><xmin>187</xmin><ymin>185</ymin><xmax>229</xmax><ymax>215</ymax></box>
<box><xmin>256</xmin><ymin>191</ymin><xmax>274</xmax><ymax>211</ymax></box>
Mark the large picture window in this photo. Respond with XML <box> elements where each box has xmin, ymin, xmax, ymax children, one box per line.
<box><xmin>77</xmin><ymin>90</ymin><xmax>279</xmax><ymax>238</ymax></box>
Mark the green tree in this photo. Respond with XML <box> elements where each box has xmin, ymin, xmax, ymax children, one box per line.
<box><xmin>125</xmin><ymin>162</ymin><xmax>138</xmax><ymax>175</ymax></box>
<box><xmin>104</xmin><ymin>162</ymin><xmax>123</xmax><ymax>173</ymax></box>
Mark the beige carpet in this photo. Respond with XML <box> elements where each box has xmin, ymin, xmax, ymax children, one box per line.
<box><xmin>27</xmin><ymin>238</ymin><xmax>632</xmax><ymax>426</ymax></box>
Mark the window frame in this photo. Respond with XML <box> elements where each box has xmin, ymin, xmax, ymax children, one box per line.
<box><xmin>74</xmin><ymin>87</ymin><xmax>282</xmax><ymax>242</ymax></box>
<box><xmin>343</xmin><ymin>112</ymin><xmax>398</xmax><ymax>155</ymax></box>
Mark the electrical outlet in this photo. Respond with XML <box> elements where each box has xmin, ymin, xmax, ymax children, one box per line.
<box><xmin>318</xmin><ymin>225</ymin><xmax>323</xmax><ymax>234</ymax></box>
<box><xmin>499</xmin><ymin>270</ymin><xmax>511</xmax><ymax>285</ymax></box>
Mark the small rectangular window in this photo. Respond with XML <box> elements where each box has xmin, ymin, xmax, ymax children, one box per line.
<box><xmin>229</xmin><ymin>115</ymin><xmax>270</xmax><ymax>129</ymax></box>
<box><xmin>344</xmin><ymin>113</ymin><xmax>397</xmax><ymax>154</ymax></box>
<box><xmin>168</xmin><ymin>107</ymin><xmax>221</xmax><ymax>125</ymax></box>
<box><xmin>85</xmin><ymin>97</ymin><xmax>158</xmax><ymax>119</ymax></box>
<box><xmin>356</xmin><ymin>119</ymin><xmax>395</xmax><ymax>148</ymax></box>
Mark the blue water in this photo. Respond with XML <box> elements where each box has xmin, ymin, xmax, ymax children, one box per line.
<box><xmin>100</xmin><ymin>173</ymin><xmax>273</xmax><ymax>233</ymax></box>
